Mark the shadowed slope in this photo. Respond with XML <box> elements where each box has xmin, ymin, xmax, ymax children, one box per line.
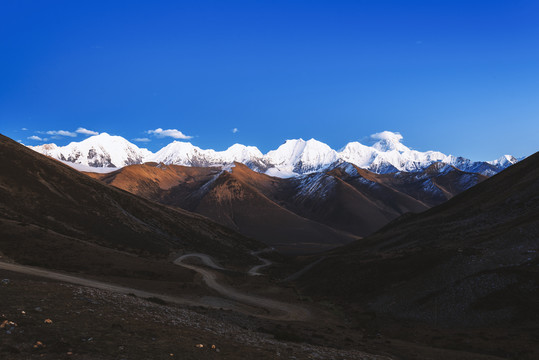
<box><xmin>296</xmin><ymin>152</ymin><xmax>539</xmax><ymax>329</ymax></box>
<box><xmin>288</xmin><ymin>162</ymin><xmax>486</xmax><ymax>235</ymax></box>
<box><xmin>190</xmin><ymin>169</ymin><xmax>358</xmax><ymax>253</ymax></box>
<box><xmin>0</xmin><ymin>134</ymin><xmax>261</xmax><ymax>271</ymax></box>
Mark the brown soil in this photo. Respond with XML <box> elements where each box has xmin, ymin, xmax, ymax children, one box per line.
<box><xmin>1</xmin><ymin>268</ymin><xmax>514</xmax><ymax>360</ymax></box>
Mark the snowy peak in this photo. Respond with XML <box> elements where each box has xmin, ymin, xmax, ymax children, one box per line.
<box><xmin>150</xmin><ymin>141</ymin><xmax>200</xmax><ymax>165</ymax></box>
<box><xmin>33</xmin><ymin>143</ymin><xmax>58</xmax><ymax>153</ymax></box>
<box><xmin>489</xmin><ymin>154</ymin><xmax>518</xmax><ymax>168</ymax></box>
<box><xmin>221</xmin><ymin>144</ymin><xmax>264</xmax><ymax>163</ymax></box>
<box><xmin>339</xmin><ymin>142</ymin><xmax>377</xmax><ymax>168</ymax></box>
<box><xmin>28</xmin><ymin>131</ymin><xmax>519</xmax><ymax>178</ymax></box>
<box><xmin>150</xmin><ymin>141</ymin><xmax>266</xmax><ymax>169</ymax></box>
<box><xmin>266</xmin><ymin>139</ymin><xmax>308</xmax><ymax>165</ymax></box>
<box><xmin>338</xmin><ymin>131</ymin><xmax>449</xmax><ymax>174</ymax></box>
<box><xmin>30</xmin><ymin>133</ymin><xmax>152</xmax><ymax>168</ymax></box>
<box><xmin>265</xmin><ymin>138</ymin><xmax>338</xmax><ymax>176</ymax></box>
<box><xmin>301</xmin><ymin>139</ymin><xmax>338</xmax><ymax>165</ymax></box>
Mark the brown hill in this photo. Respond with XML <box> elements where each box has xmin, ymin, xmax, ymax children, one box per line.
<box><xmin>0</xmin><ymin>134</ymin><xmax>261</xmax><ymax>273</ymax></box>
<box><xmin>93</xmin><ymin>163</ymin><xmax>358</xmax><ymax>253</ymax></box>
<box><xmin>92</xmin><ymin>161</ymin><xmax>486</xmax><ymax>253</ymax></box>
<box><xmin>295</xmin><ymin>152</ymin><xmax>539</xmax><ymax>331</ymax></box>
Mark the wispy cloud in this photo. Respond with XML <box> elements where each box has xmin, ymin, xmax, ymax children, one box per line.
<box><xmin>21</xmin><ymin>127</ymin><xmax>28</xmax><ymax>131</ymax></box>
<box><xmin>370</xmin><ymin>131</ymin><xmax>403</xmax><ymax>142</ymax></box>
<box><xmin>27</xmin><ymin>135</ymin><xmax>43</xmax><ymax>141</ymax></box>
<box><xmin>76</xmin><ymin>127</ymin><xmax>99</xmax><ymax>136</ymax></box>
<box><xmin>133</xmin><ymin>137</ymin><xmax>151</xmax><ymax>142</ymax></box>
<box><xmin>147</xmin><ymin>128</ymin><xmax>193</xmax><ymax>140</ymax></box>
<box><xmin>232</xmin><ymin>128</ymin><xmax>239</xmax><ymax>134</ymax></box>
<box><xmin>45</xmin><ymin>130</ymin><xmax>77</xmax><ymax>137</ymax></box>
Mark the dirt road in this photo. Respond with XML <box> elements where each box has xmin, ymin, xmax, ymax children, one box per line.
<box><xmin>174</xmin><ymin>254</ymin><xmax>311</xmax><ymax>321</ymax></box>
<box><xmin>0</xmin><ymin>261</ymin><xmax>199</xmax><ymax>307</ymax></box>
<box><xmin>0</xmin><ymin>256</ymin><xmax>310</xmax><ymax>321</ymax></box>
<box><xmin>248</xmin><ymin>249</ymin><xmax>273</xmax><ymax>276</ymax></box>
<box><xmin>173</xmin><ymin>253</ymin><xmax>225</xmax><ymax>270</ymax></box>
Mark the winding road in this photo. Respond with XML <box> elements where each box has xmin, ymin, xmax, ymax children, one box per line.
<box><xmin>0</xmin><ymin>251</ymin><xmax>310</xmax><ymax>321</ymax></box>
<box><xmin>0</xmin><ymin>261</ymin><xmax>199</xmax><ymax>307</ymax></box>
<box><xmin>173</xmin><ymin>253</ymin><xmax>310</xmax><ymax>321</ymax></box>
<box><xmin>248</xmin><ymin>249</ymin><xmax>274</xmax><ymax>276</ymax></box>
<box><xmin>173</xmin><ymin>253</ymin><xmax>225</xmax><ymax>270</ymax></box>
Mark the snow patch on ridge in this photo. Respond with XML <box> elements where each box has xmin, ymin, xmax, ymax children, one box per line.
<box><xmin>59</xmin><ymin>160</ymin><xmax>119</xmax><ymax>173</ymax></box>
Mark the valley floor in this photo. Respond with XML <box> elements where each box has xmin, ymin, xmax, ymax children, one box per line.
<box><xmin>0</xmin><ymin>259</ymin><xmax>524</xmax><ymax>360</ymax></box>
<box><xmin>0</xmin><ymin>269</ymin><xmax>387</xmax><ymax>360</ymax></box>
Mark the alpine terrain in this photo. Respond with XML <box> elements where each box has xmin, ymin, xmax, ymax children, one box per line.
<box><xmin>1</xmin><ymin>132</ymin><xmax>533</xmax><ymax>360</ymax></box>
<box><xmin>30</xmin><ymin>131</ymin><xmax>518</xmax><ymax>177</ymax></box>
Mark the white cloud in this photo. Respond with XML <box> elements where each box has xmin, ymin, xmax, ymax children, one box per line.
<box><xmin>45</xmin><ymin>130</ymin><xmax>77</xmax><ymax>137</ymax></box>
<box><xmin>133</xmin><ymin>137</ymin><xmax>151</xmax><ymax>142</ymax></box>
<box><xmin>76</xmin><ymin>127</ymin><xmax>99</xmax><ymax>136</ymax></box>
<box><xmin>232</xmin><ymin>128</ymin><xmax>239</xmax><ymax>134</ymax></box>
<box><xmin>21</xmin><ymin>127</ymin><xmax>28</xmax><ymax>131</ymax></box>
<box><xmin>28</xmin><ymin>135</ymin><xmax>43</xmax><ymax>141</ymax></box>
<box><xmin>147</xmin><ymin>128</ymin><xmax>192</xmax><ymax>139</ymax></box>
<box><xmin>370</xmin><ymin>131</ymin><xmax>403</xmax><ymax>142</ymax></box>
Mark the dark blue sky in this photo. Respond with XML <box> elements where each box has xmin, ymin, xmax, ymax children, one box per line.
<box><xmin>1</xmin><ymin>0</ymin><xmax>538</xmax><ymax>160</ymax></box>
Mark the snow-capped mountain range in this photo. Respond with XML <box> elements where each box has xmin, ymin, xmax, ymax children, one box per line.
<box><xmin>29</xmin><ymin>131</ymin><xmax>518</xmax><ymax>177</ymax></box>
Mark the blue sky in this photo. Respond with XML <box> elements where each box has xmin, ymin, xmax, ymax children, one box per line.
<box><xmin>1</xmin><ymin>0</ymin><xmax>538</xmax><ymax>160</ymax></box>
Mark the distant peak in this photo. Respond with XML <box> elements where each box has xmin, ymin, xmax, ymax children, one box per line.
<box><xmin>225</xmin><ymin>143</ymin><xmax>263</xmax><ymax>157</ymax></box>
<box><xmin>227</xmin><ymin>143</ymin><xmax>257</xmax><ymax>150</ymax></box>
<box><xmin>500</xmin><ymin>154</ymin><xmax>517</xmax><ymax>162</ymax></box>
<box><xmin>305</xmin><ymin>138</ymin><xmax>328</xmax><ymax>146</ymax></box>
<box><xmin>84</xmin><ymin>132</ymin><xmax>114</xmax><ymax>140</ymax></box>
<box><xmin>81</xmin><ymin>132</ymin><xmax>124</xmax><ymax>142</ymax></box>
<box><xmin>228</xmin><ymin>143</ymin><xmax>247</xmax><ymax>149</ymax></box>
<box><xmin>38</xmin><ymin>143</ymin><xmax>58</xmax><ymax>150</ymax></box>
<box><xmin>489</xmin><ymin>154</ymin><xmax>518</xmax><ymax>167</ymax></box>
<box><xmin>26</xmin><ymin>131</ymin><xmax>518</xmax><ymax>177</ymax></box>
<box><xmin>166</xmin><ymin>140</ymin><xmax>195</xmax><ymax>147</ymax></box>
<box><xmin>340</xmin><ymin>141</ymin><xmax>373</xmax><ymax>152</ymax></box>
<box><xmin>283</xmin><ymin>138</ymin><xmax>306</xmax><ymax>145</ymax></box>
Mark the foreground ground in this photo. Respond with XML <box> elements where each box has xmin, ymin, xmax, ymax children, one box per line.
<box><xmin>1</xmin><ymin>261</ymin><xmax>523</xmax><ymax>360</ymax></box>
<box><xmin>0</xmin><ymin>270</ymin><xmax>388</xmax><ymax>360</ymax></box>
